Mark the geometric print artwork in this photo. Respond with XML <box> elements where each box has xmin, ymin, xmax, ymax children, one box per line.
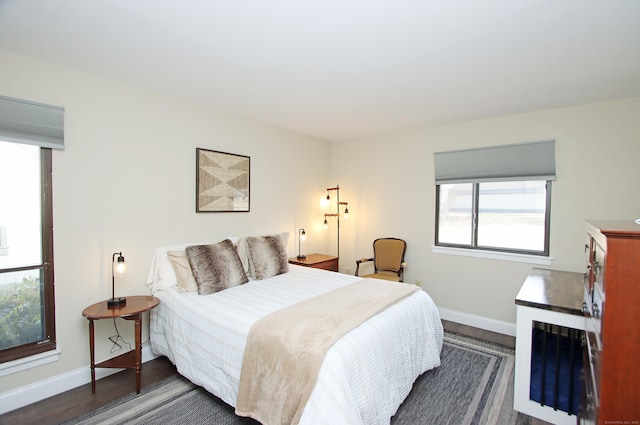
<box><xmin>196</xmin><ymin>148</ymin><xmax>250</xmax><ymax>212</ymax></box>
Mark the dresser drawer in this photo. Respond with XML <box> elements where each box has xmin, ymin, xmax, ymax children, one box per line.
<box><xmin>580</xmin><ymin>338</ymin><xmax>599</xmax><ymax>424</ymax></box>
<box><xmin>584</xmin><ymin>328</ymin><xmax>600</xmax><ymax>398</ymax></box>
<box><xmin>288</xmin><ymin>254</ymin><xmax>339</xmax><ymax>272</ymax></box>
<box><xmin>583</xmin><ymin>288</ymin><xmax>601</xmax><ymax>350</ymax></box>
<box><xmin>590</xmin><ymin>286</ymin><xmax>603</xmax><ymax>350</ymax></box>
<box><xmin>593</xmin><ymin>243</ymin><xmax>605</xmax><ymax>294</ymax></box>
<box><xmin>312</xmin><ymin>258</ymin><xmax>338</xmax><ymax>272</ymax></box>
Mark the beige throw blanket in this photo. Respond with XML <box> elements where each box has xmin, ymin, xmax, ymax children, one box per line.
<box><xmin>235</xmin><ymin>278</ymin><xmax>418</xmax><ymax>425</ymax></box>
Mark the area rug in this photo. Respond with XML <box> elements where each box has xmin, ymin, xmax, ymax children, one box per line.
<box><xmin>64</xmin><ymin>333</ymin><xmax>530</xmax><ymax>425</ymax></box>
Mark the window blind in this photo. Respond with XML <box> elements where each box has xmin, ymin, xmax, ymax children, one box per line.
<box><xmin>0</xmin><ymin>95</ymin><xmax>64</xmax><ymax>149</ymax></box>
<box><xmin>434</xmin><ymin>140</ymin><xmax>555</xmax><ymax>184</ymax></box>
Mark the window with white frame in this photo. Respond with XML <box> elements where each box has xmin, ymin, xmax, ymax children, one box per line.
<box><xmin>0</xmin><ymin>95</ymin><xmax>63</xmax><ymax>363</ymax></box>
<box><xmin>434</xmin><ymin>141</ymin><xmax>555</xmax><ymax>256</ymax></box>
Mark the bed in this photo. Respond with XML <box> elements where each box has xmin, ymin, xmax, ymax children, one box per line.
<box><xmin>146</xmin><ymin>235</ymin><xmax>443</xmax><ymax>425</ymax></box>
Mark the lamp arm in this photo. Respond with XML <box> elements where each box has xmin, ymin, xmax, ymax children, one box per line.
<box><xmin>111</xmin><ymin>252</ymin><xmax>119</xmax><ymax>300</ymax></box>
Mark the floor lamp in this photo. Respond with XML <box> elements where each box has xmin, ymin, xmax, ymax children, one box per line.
<box><xmin>323</xmin><ymin>184</ymin><xmax>349</xmax><ymax>258</ymax></box>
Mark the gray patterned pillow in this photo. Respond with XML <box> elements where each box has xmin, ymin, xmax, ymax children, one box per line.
<box><xmin>236</xmin><ymin>232</ymin><xmax>289</xmax><ymax>277</ymax></box>
<box><xmin>186</xmin><ymin>239</ymin><xmax>248</xmax><ymax>295</ymax></box>
<box><xmin>246</xmin><ymin>235</ymin><xmax>289</xmax><ymax>280</ymax></box>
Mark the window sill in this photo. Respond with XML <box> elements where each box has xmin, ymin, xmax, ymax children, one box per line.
<box><xmin>432</xmin><ymin>246</ymin><xmax>553</xmax><ymax>265</ymax></box>
<box><xmin>0</xmin><ymin>345</ymin><xmax>61</xmax><ymax>377</ymax></box>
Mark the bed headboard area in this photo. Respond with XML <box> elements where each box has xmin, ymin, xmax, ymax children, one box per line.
<box><xmin>145</xmin><ymin>232</ymin><xmax>289</xmax><ymax>295</ymax></box>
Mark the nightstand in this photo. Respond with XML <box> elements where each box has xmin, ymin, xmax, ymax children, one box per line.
<box><xmin>289</xmin><ymin>253</ymin><xmax>339</xmax><ymax>272</ymax></box>
<box><xmin>82</xmin><ymin>295</ymin><xmax>160</xmax><ymax>394</ymax></box>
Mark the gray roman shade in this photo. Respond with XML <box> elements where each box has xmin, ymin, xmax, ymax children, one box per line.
<box><xmin>0</xmin><ymin>95</ymin><xmax>65</xmax><ymax>149</ymax></box>
<box><xmin>434</xmin><ymin>140</ymin><xmax>555</xmax><ymax>184</ymax></box>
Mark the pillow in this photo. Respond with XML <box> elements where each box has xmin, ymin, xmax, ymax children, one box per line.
<box><xmin>236</xmin><ymin>232</ymin><xmax>289</xmax><ymax>276</ymax></box>
<box><xmin>186</xmin><ymin>239</ymin><xmax>248</xmax><ymax>295</ymax></box>
<box><xmin>245</xmin><ymin>235</ymin><xmax>289</xmax><ymax>280</ymax></box>
<box><xmin>146</xmin><ymin>243</ymin><xmax>194</xmax><ymax>291</ymax></box>
<box><xmin>146</xmin><ymin>239</ymin><xmax>242</xmax><ymax>292</ymax></box>
<box><xmin>166</xmin><ymin>250</ymin><xmax>198</xmax><ymax>292</ymax></box>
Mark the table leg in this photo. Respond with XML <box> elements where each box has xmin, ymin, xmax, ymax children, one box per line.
<box><xmin>88</xmin><ymin>319</ymin><xmax>96</xmax><ymax>394</ymax></box>
<box><xmin>135</xmin><ymin>313</ymin><xmax>142</xmax><ymax>394</ymax></box>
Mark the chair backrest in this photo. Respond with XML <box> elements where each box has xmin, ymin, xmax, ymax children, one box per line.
<box><xmin>373</xmin><ymin>238</ymin><xmax>406</xmax><ymax>273</ymax></box>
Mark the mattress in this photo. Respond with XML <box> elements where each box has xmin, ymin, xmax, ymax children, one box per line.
<box><xmin>150</xmin><ymin>264</ymin><xmax>443</xmax><ymax>424</ymax></box>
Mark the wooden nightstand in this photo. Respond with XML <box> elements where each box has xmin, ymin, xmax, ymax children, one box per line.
<box><xmin>289</xmin><ymin>253</ymin><xmax>339</xmax><ymax>272</ymax></box>
<box><xmin>82</xmin><ymin>295</ymin><xmax>160</xmax><ymax>394</ymax></box>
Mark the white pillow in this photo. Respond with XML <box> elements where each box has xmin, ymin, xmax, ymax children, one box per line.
<box><xmin>146</xmin><ymin>242</ymin><xmax>202</xmax><ymax>292</ymax></box>
<box><xmin>166</xmin><ymin>250</ymin><xmax>198</xmax><ymax>292</ymax></box>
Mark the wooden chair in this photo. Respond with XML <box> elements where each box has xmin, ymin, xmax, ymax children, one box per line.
<box><xmin>355</xmin><ymin>238</ymin><xmax>407</xmax><ymax>282</ymax></box>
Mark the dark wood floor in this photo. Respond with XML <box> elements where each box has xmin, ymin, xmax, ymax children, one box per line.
<box><xmin>0</xmin><ymin>321</ymin><xmax>515</xmax><ymax>425</ymax></box>
<box><xmin>0</xmin><ymin>356</ymin><xmax>177</xmax><ymax>425</ymax></box>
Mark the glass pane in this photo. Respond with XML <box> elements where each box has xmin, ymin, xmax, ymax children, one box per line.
<box><xmin>477</xmin><ymin>181</ymin><xmax>547</xmax><ymax>252</ymax></box>
<box><xmin>0</xmin><ymin>268</ymin><xmax>45</xmax><ymax>350</ymax></box>
<box><xmin>0</xmin><ymin>141</ymin><xmax>42</xmax><ymax>268</ymax></box>
<box><xmin>437</xmin><ymin>183</ymin><xmax>473</xmax><ymax>245</ymax></box>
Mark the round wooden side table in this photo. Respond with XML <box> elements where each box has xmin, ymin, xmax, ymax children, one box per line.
<box><xmin>82</xmin><ymin>295</ymin><xmax>160</xmax><ymax>394</ymax></box>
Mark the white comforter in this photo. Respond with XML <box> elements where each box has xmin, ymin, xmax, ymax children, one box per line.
<box><xmin>150</xmin><ymin>265</ymin><xmax>443</xmax><ymax>425</ymax></box>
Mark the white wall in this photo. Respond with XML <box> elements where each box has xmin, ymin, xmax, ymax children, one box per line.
<box><xmin>0</xmin><ymin>49</ymin><xmax>332</xmax><ymax>394</ymax></box>
<box><xmin>332</xmin><ymin>97</ymin><xmax>640</xmax><ymax>325</ymax></box>
<box><xmin>2</xmin><ymin>45</ymin><xmax>640</xmax><ymax>407</ymax></box>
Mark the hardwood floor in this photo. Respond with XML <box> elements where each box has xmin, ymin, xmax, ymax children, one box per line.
<box><xmin>0</xmin><ymin>321</ymin><xmax>542</xmax><ymax>425</ymax></box>
<box><xmin>0</xmin><ymin>355</ymin><xmax>177</xmax><ymax>425</ymax></box>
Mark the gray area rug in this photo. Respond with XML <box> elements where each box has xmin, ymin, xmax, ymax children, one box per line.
<box><xmin>64</xmin><ymin>333</ymin><xmax>531</xmax><ymax>425</ymax></box>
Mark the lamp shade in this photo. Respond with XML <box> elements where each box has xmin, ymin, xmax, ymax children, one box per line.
<box><xmin>115</xmin><ymin>253</ymin><xmax>126</xmax><ymax>276</ymax></box>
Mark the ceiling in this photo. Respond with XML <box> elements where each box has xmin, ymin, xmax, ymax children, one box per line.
<box><xmin>1</xmin><ymin>0</ymin><xmax>639</xmax><ymax>141</ymax></box>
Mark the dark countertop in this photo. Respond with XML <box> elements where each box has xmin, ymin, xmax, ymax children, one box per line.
<box><xmin>515</xmin><ymin>268</ymin><xmax>585</xmax><ymax>316</ymax></box>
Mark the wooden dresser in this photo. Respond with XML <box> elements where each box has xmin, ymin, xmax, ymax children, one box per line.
<box><xmin>288</xmin><ymin>253</ymin><xmax>339</xmax><ymax>272</ymax></box>
<box><xmin>581</xmin><ymin>220</ymin><xmax>640</xmax><ymax>424</ymax></box>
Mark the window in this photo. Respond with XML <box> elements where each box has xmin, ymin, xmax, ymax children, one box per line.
<box><xmin>434</xmin><ymin>141</ymin><xmax>555</xmax><ymax>256</ymax></box>
<box><xmin>0</xmin><ymin>95</ymin><xmax>63</xmax><ymax>364</ymax></box>
<box><xmin>436</xmin><ymin>180</ymin><xmax>551</xmax><ymax>254</ymax></box>
<box><xmin>0</xmin><ymin>142</ymin><xmax>55</xmax><ymax>362</ymax></box>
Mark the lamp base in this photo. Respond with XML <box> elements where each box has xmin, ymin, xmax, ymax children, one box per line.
<box><xmin>297</xmin><ymin>255</ymin><xmax>307</xmax><ymax>260</ymax></box>
<box><xmin>107</xmin><ymin>297</ymin><xmax>126</xmax><ymax>309</ymax></box>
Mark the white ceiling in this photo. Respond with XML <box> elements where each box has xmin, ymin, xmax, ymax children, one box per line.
<box><xmin>1</xmin><ymin>0</ymin><xmax>639</xmax><ymax>141</ymax></box>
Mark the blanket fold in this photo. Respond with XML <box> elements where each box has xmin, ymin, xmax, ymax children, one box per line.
<box><xmin>235</xmin><ymin>278</ymin><xmax>419</xmax><ymax>425</ymax></box>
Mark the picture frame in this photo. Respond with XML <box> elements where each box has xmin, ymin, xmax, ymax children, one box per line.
<box><xmin>196</xmin><ymin>148</ymin><xmax>250</xmax><ymax>212</ymax></box>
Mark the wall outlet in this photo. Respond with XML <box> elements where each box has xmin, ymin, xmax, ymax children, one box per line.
<box><xmin>415</xmin><ymin>280</ymin><xmax>422</xmax><ymax>287</ymax></box>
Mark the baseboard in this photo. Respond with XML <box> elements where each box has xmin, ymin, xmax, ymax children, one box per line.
<box><xmin>0</xmin><ymin>345</ymin><xmax>159</xmax><ymax>415</ymax></box>
<box><xmin>438</xmin><ymin>307</ymin><xmax>516</xmax><ymax>337</ymax></box>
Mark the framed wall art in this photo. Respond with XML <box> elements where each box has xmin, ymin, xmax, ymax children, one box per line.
<box><xmin>196</xmin><ymin>148</ymin><xmax>250</xmax><ymax>212</ymax></box>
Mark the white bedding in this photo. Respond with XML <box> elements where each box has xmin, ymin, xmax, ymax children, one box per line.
<box><xmin>150</xmin><ymin>264</ymin><xmax>443</xmax><ymax>424</ymax></box>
